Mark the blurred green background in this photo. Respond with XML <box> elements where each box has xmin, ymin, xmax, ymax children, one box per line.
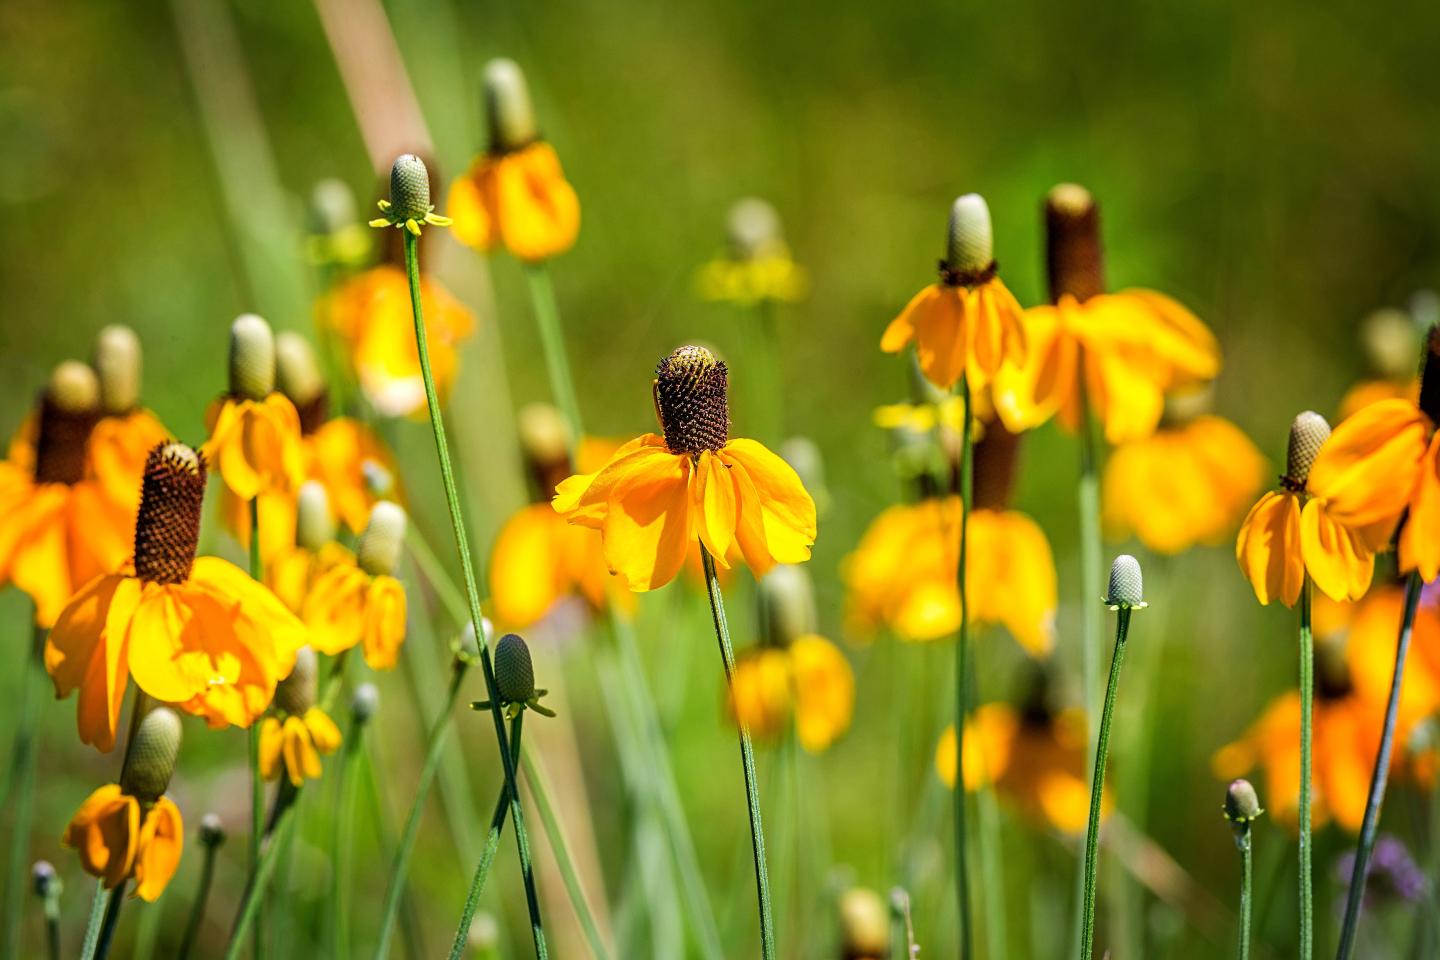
<box><xmin>2</xmin><ymin>0</ymin><xmax>1439</xmax><ymax>957</ymax></box>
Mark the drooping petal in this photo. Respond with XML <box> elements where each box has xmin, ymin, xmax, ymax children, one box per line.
<box><xmin>133</xmin><ymin>798</ymin><xmax>184</xmax><ymax>901</ymax></box>
<box><xmin>726</xmin><ymin>648</ymin><xmax>792</xmax><ymax>740</ymax></box>
<box><xmin>992</xmin><ymin>305</ymin><xmax>1068</xmax><ymax>435</ymax></box>
<box><xmin>1300</xmin><ymin>499</ymin><xmax>1375</xmax><ymax>603</ymax></box>
<box><xmin>492</xmin><ymin>143</ymin><xmax>581</xmax><ymax>263</ymax></box>
<box><xmin>446</xmin><ymin>160</ymin><xmax>500</xmax><ymax>252</ymax></box>
<box><xmin>588</xmin><ymin>445</ymin><xmax>694</xmax><ymax>591</ymax></box>
<box><xmin>361</xmin><ymin>575</ymin><xmax>407</xmax><ymax>670</ymax></box>
<box><xmin>1400</xmin><ymin>432</ymin><xmax>1440</xmax><ymax>581</ymax></box>
<box><xmin>694</xmin><ymin>451</ymin><xmax>738</xmax><ymax>564</ymax></box>
<box><xmin>259</xmin><ymin>717</ymin><xmax>285</xmax><ymax>781</ymax></box>
<box><xmin>1235</xmin><ymin>491</ymin><xmax>1304</xmax><ymax>607</ymax></box>
<box><xmin>1308</xmin><ymin>399</ymin><xmax>1428</xmax><ymax>527</ymax></box>
<box><xmin>789</xmin><ymin>635</ymin><xmax>855</xmax><ymax>753</ymax></box>
<box><xmin>303</xmin><ymin>707</ymin><xmax>343</xmax><ymax>754</ymax></box>
<box><xmin>302</xmin><ymin>562</ymin><xmax>369</xmax><ymax>655</ymax></box>
<box><xmin>721</xmin><ymin>439</ymin><xmax>817</xmax><ymax>574</ymax></box>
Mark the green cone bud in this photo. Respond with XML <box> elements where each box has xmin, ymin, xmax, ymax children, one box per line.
<box><xmin>274</xmin><ymin>647</ymin><xmax>318</xmax><ymax>717</ymax></box>
<box><xmin>494</xmin><ymin>633</ymin><xmax>536</xmax><ymax>704</ymax></box>
<box><xmin>229</xmin><ymin>314</ymin><xmax>275</xmax><ymax>401</ymax></box>
<box><xmin>199</xmin><ymin>812</ymin><xmax>226</xmax><ymax>848</ymax></box>
<box><xmin>389</xmin><ymin>154</ymin><xmax>432</xmax><ymax>223</ymax></box>
<box><xmin>296</xmin><ymin>481</ymin><xmax>335</xmax><ymax>552</ymax></box>
<box><xmin>47</xmin><ymin>361</ymin><xmax>100</xmax><ymax>413</ymax></box>
<box><xmin>120</xmin><ymin>707</ymin><xmax>183</xmax><ymax>802</ymax></box>
<box><xmin>352</xmin><ymin>682</ymin><xmax>380</xmax><ymax>724</ymax></box>
<box><xmin>484</xmin><ymin>58</ymin><xmax>538</xmax><ymax>154</ymax></box>
<box><xmin>93</xmin><ymin>324</ymin><xmax>142</xmax><ymax>415</ymax></box>
<box><xmin>357</xmin><ymin>500</ymin><xmax>406</xmax><ymax>577</ymax></box>
<box><xmin>309</xmin><ymin>178</ymin><xmax>358</xmax><ymax>236</ymax></box>
<box><xmin>1286</xmin><ymin>411</ymin><xmax>1331</xmax><ymax>488</ymax></box>
<box><xmin>1105</xmin><ymin>554</ymin><xmax>1144</xmax><ymax>609</ymax></box>
<box><xmin>275</xmin><ymin>332</ymin><xmax>325</xmax><ymax>407</ymax></box>
<box><xmin>757</xmin><ymin>564</ymin><xmax>817</xmax><ymax>648</ymax></box>
<box><xmin>726</xmin><ymin>197</ymin><xmax>783</xmax><ymax>260</ymax></box>
<box><xmin>945</xmin><ymin>193</ymin><xmax>994</xmax><ymax>277</ymax></box>
<box><xmin>1224</xmin><ymin>778</ymin><xmax>1263</xmax><ymax>823</ymax></box>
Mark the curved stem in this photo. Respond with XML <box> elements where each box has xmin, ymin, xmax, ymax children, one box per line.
<box><xmin>1336</xmin><ymin>570</ymin><xmax>1423</xmax><ymax>959</ymax></box>
<box><xmin>701</xmin><ymin>544</ymin><xmax>776</xmax><ymax>960</ymax></box>
<box><xmin>385</xmin><ymin>230</ymin><xmax>545</xmax><ymax>960</ymax></box>
<box><xmin>177</xmin><ymin>831</ymin><xmax>221</xmax><ymax>960</ymax></box>
<box><xmin>953</xmin><ymin>375</ymin><xmax>975</xmax><ymax>958</ymax></box>
<box><xmin>1237</xmin><ymin>826</ymin><xmax>1253</xmax><ymax>960</ymax></box>
<box><xmin>1299</xmin><ymin>576</ymin><xmax>1314</xmax><ymax>960</ymax></box>
<box><xmin>1080</xmin><ymin>607</ymin><xmax>1132</xmax><ymax>960</ymax></box>
<box><xmin>448</xmin><ymin>715</ymin><xmax>525</xmax><ymax>960</ymax></box>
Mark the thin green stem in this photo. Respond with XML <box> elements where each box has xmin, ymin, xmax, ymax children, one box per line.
<box><xmin>525</xmin><ymin>264</ymin><xmax>584</xmax><ymax>460</ymax></box>
<box><xmin>700</xmin><ymin>544</ymin><xmax>776</xmax><ymax>960</ymax></box>
<box><xmin>448</xmin><ymin>715</ymin><xmax>525</xmax><ymax>960</ymax></box>
<box><xmin>2</xmin><ymin>626</ymin><xmax>45</xmax><ymax>959</ymax></box>
<box><xmin>1072</xmin><ymin>378</ymin><xmax>1102</xmax><ymax>960</ymax></box>
<box><xmin>177</xmin><ymin>833</ymin><xmax>221</xmax><ymax>960</ymax></box>
<box><xmin>330</xmin><ymin>718</ymin><xmax>366</xmax><ymax>960</ymax></box>
<box><xmin>79</xmin><ymin>880</ymin><xmax>107</xmax><ymax>960</ymax></box>
<box><xmin>389</xmin><ymin>230</ymin><xmax>545</xmax><ymax>960</ymax></box>
<box><xmin>1080</xmin><ymin>607</ymin><xmax>1133</xmax><ymax>960</ymax></box>
<box><xmin>42</xmin><ymin>890</ymin><xmax>60</xmax><ymax>960</ymax></box>
<box><xmin>953</xmin><ymin>375</ymin><xmax>974</xmax><ymax>958</ymax></box>
<box><xmin>92</xmin><ymin>882</ymin><xmax>127</xmax><ymax>960</ymax></box>
<box><xmin>1299</xmin><ymin>576</ymin><xmax>1314</xmax><ymax>960</ymax></box>
<box><xmin>247</xmin><ymin>497</ymin><xmax>263</xmax><ymax>960</ymax></box>
<box><xmin>1236</xmin><ymin>826</ymin><xmax>1254</xmax><ymax>960</ymax></box>
<box><xmin>224</xmin><ymin>790</ymin><xmax>299</xmax><ymax>960</ymax></box>
<box><xmin>1336</xmin><ymin>570</ymin><xmax>1423</xmax><ymax>959</ymax></box>
<box><xmin>364</xmin><ymin>730</ymin><xmax>425</xmax><ymax>959</ymax></box>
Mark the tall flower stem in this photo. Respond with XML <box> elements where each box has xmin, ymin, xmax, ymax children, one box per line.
<box><xmin>1336</xmin><ymin>570</ymin><xmax>1423</xmax><ymax>959</ymax></box>
<box><xmin>449</xmin><ymin>714</ymin><xmax>525</xmax><ymax>960</ymax></box>
<box><xmin>177</xmin><ymin>828</ymin><xmax>222</xmax><ymax>960</ymax></box>
<box><xmin>91</xmin><ymin>881</ymin><xmax>128</xmax><ymax>960</ymax></box>
<box><xmin>949</xmin><ymin>374</ymin><xmax>977</xmax><ymax>956</ymax></box>
<box><xmin>1298</xmin><ymin>576</ymin><xmax>1314</xmax><ymax>959</ymax></box>
<box><xmin>224</xmin><ymin>791</ymin><xmax>299</xmax><ymax>960</ymax></box>
<box><xmin>78</xmin><ymin>881</ymin><xmax>107</xmax><ymax>960</ymax></box>
<box><xmin>246</xmin><ymin>497</ymin><xmax>264</xmax><ymax>960</ymax></box>
<box><xmin>1235</xmin><ymin>821</ymin><xmax>1254</xmax><ymax>960</ymax></box>
<box><xmin>1080</xmin><ymin>607</ymin><xmax>1132</xmax><ymax>960</ymax></box>
<box><xmin>329</xmin><ymin>712</ymin><xmax>366</xmax><ymax>959</ymax></box>
<box><xmin>1</xmin><ymin>626</ymin><xmax>46</xmax><ymax>959</ymax></box>
<box><xmin>700</xmin><ymin>544</ymin><xmax>776</xmax><ymax>960</ymax></box>
<box><xmin>525</xmin><ymin>264</ymin><xmax>583</xmax><ymax>451</ymax></box>
<box><xmin>392</xmin><ymin>229</ymin><xmax>546</xmax><ymax>960</ymax></box>
<box><xmin>1072</xmin><ymin>378</ymin><xmax>1102</xmax><ymax>960</ymax></box>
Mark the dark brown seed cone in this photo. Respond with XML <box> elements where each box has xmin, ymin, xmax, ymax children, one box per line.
<box><xmin>33</xmin><ymin>396</ymin><xmax>100</xmax><ymax>485</ymax></box>
<box><xmin>133</xmin><ymin>443</ymin><xmax>206</xmax><ymax>585</ymax></box>
<box><xmin>972</xmin><ymin>418</ymin><xmax>1022</xmax><ymax>511</ymax></box>
<box><xmin>654</xmin><ymin>346</ymin><xmax>730</xmax><ymax>454</ymax></box>
<box><xmin>1045</xmin><ymin>184</ymin><xmax>1105</xmax><ymax>304</ymax></box>
<box><xmin>293</xmin><ymin>391</ymin><xmax>330</xmax><ymax>436</ymax></box>
<box><xmin>1418</xmin><ymin>326</ymin><xmax>1440</xmax><ymax>424</ymax></box>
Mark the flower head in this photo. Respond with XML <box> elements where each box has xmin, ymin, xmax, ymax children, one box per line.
<box><xmin>880</xmin><ymin>194</ymin><xmax>1027</xmax><ymax>390</ymax></box>
<box><xmin>1335</xmin><ymin>836</ymin><xmax>1426</xmax><ymax>912</ymax></box>
<box><xmin>301</xmin><ymin>500</ymin><xmax>407</xmax><ymax>669</ymax></box>
<box><xmin>203</xmin><ymin>315</ymin><xmax>305</xmax><ymax>502</ymax></box>
<box><xmin>46</xmin><ymin>443</ymin><xmax>305</xmax><ymax>750</ymax></box>
<box><xmin>697</xmin><ymin>198</ymin><xmax>809</xmax><ymax>305</ymax></box>
<box><xmin>259</xmin><ymin>648</ymin><xmax>342</xmax><ymax>787</ymax></box>
<box><xmin>369</xmin><ymin>154</ymin><xmax>451</xmax><ymax>235</ymax></box>
<box><xmin>472</xmin><ymin>633</ymin><xmax>555</xmax><ymax>718</ymax></box>
<box><xmin>1104</xmin><ymin>554</ymin><xmax>1146</xmax><ymax>610</ymax></box>
<box><xmin>553</xmin><ymin>345</ymin><xmax>817</xmax><ymax>591</ymax></box>
<box><xmin>728</xmin><ymin>632</ymin><xmax>854</xmax><ymax>753</ymax></box>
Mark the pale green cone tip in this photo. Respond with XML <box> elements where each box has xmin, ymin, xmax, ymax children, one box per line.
<box><xmin>120</xmin><ymin>707</ymin><xmax>183</xmax><ymax>802</ymax></box>
<box><xmin>47</xmin><ymin>360</ymin><xmax>100</xmax><ymax>413</ymax></box>
<box><xmin>309</xmin><ymin>178</ymin><xmax>358</xmax><ymax>236</ymax></box>
<box><xmin>93</xmin><ymin>324</ymin><xmax>142</xmax><ymax>414</ymax></box>
<box><xmin>295</xmin><ymin>481</ymin><xmax>335</xmax><ymax>552</ymax></box>
<box><xmin>1361</xmin><ymin>307</ymin><xmax>1421</xmax><ymax>380</ymax></box>
<box><xmin>199</xmin><ymin>812</ymin><xmax>226</xmax><ymax>847</ymax></box>
<box><xmin>1104</xmin><ymin>554</ymin><xmax>1145</xmax><ymax>609</ymax></box>
<box><xmin>229</xmin><ymin>313</ymin><xmax>275</xmax><ymax>401</ymax></box>
<box><xmin>357</xmin><ymin>500</ymin><xmax>406</xmax><ymax>577</ymax></box>
<box><xmin>758</xmin><ymin>564</ymin><xmax>818</xmax><ymax>648</ymax></box>
<box><xmin>1224</xmin><ymin>778</ymin><xmax>1263</xmax><ymax>823</ymax></box>
<box><xmin>946</xmin><ymin>193</ymin><xmax>994</xmax><ymax>276</ymax></box>
<box><xmin>389</xmin><ymin>154</ymin><xmax>432</xmax><ymax>223</ymax></box>
<box><xmin>352</xmin><ymin>682</ymin><xmax>380</xmax><ymax>724</ymax></box>
<box><xmin>1286</xmin><ymin>411</ymin><xmax>1331</xmax><ymax>487</ymax></box>
<box><xmin>484</xmin><ymin>58</ymin><xmax>538</xmax><ymax>153</ymax></box>
<box><xmin>494</xmin><ymin>633</ymin><xmax>536</xmax><ymax>704</ymax></box>
<box><xmin>275</xmin><ymin>646</ymin><xmax>318</xmax><ymax>717</ymax></box>
<box><xmin>727</xmin><ymin>197</ymin><xmax>783</xmax><ymax>260</ymax></box>
<box><xmin>275</xmin><ymin>332</ymin><xmax>325</xmax><ymax>407</ymax></box>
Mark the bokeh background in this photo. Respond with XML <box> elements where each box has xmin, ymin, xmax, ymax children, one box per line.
<box><xmin>3</xmin><ymin>0</ymin><xmax>1440</xmax><ymax>957</ymax></box>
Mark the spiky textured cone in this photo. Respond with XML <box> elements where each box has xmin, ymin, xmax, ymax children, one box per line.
<box><xmin>945</xmin><ymin>193</ymin><xmax>994</xmax><ymax>277</ymax></box>
<box><xmin>1286</xmin><ymin>411</ymin><xmax>1331</xmax><ymax>487</ymax></box>
<box><xmin>389</xmin><ymin>154</ymin><xmax>431</xmax><ymax>222</ymax></box>
<box><xmin>1105</xmin><ymin>554</ymin><xmax>1144</xmax><ymax>608</ymax></box>
<box><xmin>494</xmin><ymin>633</ymin><xmax>535</xmax><ymax>704</ymax></box>
<box><xmin>229</xmin><ymin>314</ymin><xmax>275</xmax><ymax>401</ymax></box>
<box><xmin>120</xmin><ymin>707</ymin><xmax>183</xmax><ymax>802</ymax></box>
<box><xmin>275</xmin><ymin>647</ymin><xmax>318</xmax><ymax>717</ymax></box>
<box><xmin>357</xmin><ymin>501</ymin><xmax>406</xmax><ymax>577</ymax></box>
<box><xmin>655</xmin><ymin>345</ymin><xmax>729</xmax><ymax>454</ymax></box>
<box><xmin>133</xmin><ymin>443</ymin><xmax>206</xmax><ymax>585</ymax></box>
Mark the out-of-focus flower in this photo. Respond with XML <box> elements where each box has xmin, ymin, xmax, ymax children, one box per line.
<box><xmin>1237</xmin><ymin>411</ymin><xmax>1380</xmax><ymax>605</ymax></box>
<box><xmin>936</xmin><ymin>702</ymin><xmax>1105</xmax><ymax>833</ymax></box>
<box><xmin>88</xmin><ymin>324</ymin><xmax>171</xmax><ymax>515</ymax></box>
<box><xmin>728</xmin><ymin>636</ymin><xmax>853</xmax><ymax>753</ymax></box>
<box><xmin>1338</xmin><ymin>308</ymin><xmax>1422</xmax><ymax>421</ymax></box>
<box><xmin>836</xmin><ymin>888</ymin><xmax>889</xmax><ymax>960</ymax></box>
<box><xmin>448</xmin><ymin>60</ymin><xmax>579</xmax><ymax>262</ymax></box>
<box><xmin>306</xmin><ymin>178</ymin><xmax>372</xmax><ymax>271</ymax></box>
<box><xmin>881</xmin><ymin>194</ymin><xmax>1026</xmax><ymax>391</ymax></box>
<box><xmin>1103</xmin><ymin>391</ymin><xmax>1266</xmax><ymax>554</ymax></box>
<box><xmin>697</xmin><ymin>198</ymin><xmax>808</xmax><ymax>305</ymax></box>
<box><xmin>46</xmin><ymin>443</ymin><xmax>305</xmax><ymax>750</ymax></box>
<box><xmin>302</xmin><ymin>501</ymin><xmax>407</xmax><ymax>669</ymax></box>
<box><xmin>993</xmin><ymin>184</ymin><xmax>1220</xmax><ymax>444</ymax></box>
<box><xmin>554</xmin><ymin>346</ymin><xmax>816</xmax><ymax>591</ymax></box>
<box><xmin>369</xmin><ymin>153</ymin><xmax>452</xmax><ymax>236</ymax></box>
<box><xmin>1335</xmin><ymin>836</ymin><xmax>1426</xmax><ymax>912</ymax></box>
<box><xmin>0</xmin><ymin>362</ymin><xmax>132</xmax><ymax>626</ymax></box>
<box><xmin>259</xmin><ymin>648</ymin><xmax>342</xmax><ymax>787</ymax></box>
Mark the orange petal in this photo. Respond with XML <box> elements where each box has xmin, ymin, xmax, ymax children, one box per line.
<box><xmin>1235</xmin><ymin>491</ymin><xmax>1304</xmax><ymax>606</ymax></box>
<box><xmin>134</xmin><ymin>798</ymin><xmax>184</xmax><ymax>901</ymax></box>
<box><xmin>1308</xmin><ymin>399</ymin><xmax>1428</xmax><ymax>527</ymax></box>
<box><xmin>1300</xmin><ymin>499</ymin><xmax>1375</xmax><ymax>602</ymax></box>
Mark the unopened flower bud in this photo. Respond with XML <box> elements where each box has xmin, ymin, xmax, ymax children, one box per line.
<box><xmin>352</xmin><ymin>682</ymin><xmax>380</xmax><ymax>724</ymax></box>
<box><xmin>31</xmin><ymin>861</ymin><xmax>57</xmax><ymax>897</ymax></box>
<box><xmin>726</xmin><ymin>197</ymin><xmax>784</xmax><ymax>260</ymax></box>
<box><xmin>362</xmin><ymin>459</ymin><xmax>394</xmax><ymax>499</ymax></box>
<box><xmin>1361</xmin><ymin>308</ymin><xmax>1421</xmax><ymax>380</ymax></box>
<box><xmin>1104</xmin><ymin>554</ymin><xmax>1144</xmax><ymax>610</ymax></box>
<box><xmin>275</xmin><ymin>647</ymin><xmax>318</xmax><ymax>717</ymax></box>
<box><xmin>494</xmin><ymin>633</ymin><xmax>536</xmax><ymax>704</ymax></box>
<box><xmin>199</xmin><ymin>812</ymin><xmax>226</xmax><ymax>848</ymax></box>
<box><xmin>945</xmin><ymin>193</ymin><xmax>995</xmax><ymax>279</ymax></box>
<box><xmin>655</xmin><ymin>345</ymin><xmax>729</xmax><ymax>455</ymax></box>
<box><xmin>389</xmin><ymin>154</ymin><xmax>432</xmax><ymax>223</ymax></box>
<box><xmin>93</xmin><ymin>324</ymin><xmax>142</xmax><ymax>414</ymax></box>
<box><xmin>357</xmin><ymin>501</ymin><xmax>406</xmax><ymax>577</ymax></box>
<box><xmin>838</xmin><ymin>887</ymin><xmax>889</xmax><ymax>960</ymax></box>
<box><xmin>229</xmin><ymin>314</ymin><xmax>275</xmax><ymax>401</ymax></box>
<box><xmin>309</xmin><ymin>178</ymin><xmax>358</xmax><ymax>236</ymax></box>
<box><xmin>517</xmin><ymin>402</ymin><xmax>572</xmax><ymax>465</ymax></box>
<box><xmin>275</xmin><ymin>332</ymin><xmax>326</xmax><ymax>408</ymax></box>
<box><xmin>296</xmin><ymin>481</ymin><xmax>335</xmax><ymax>552</ymax></box>
<box><xmin>757</xmin><ymin>564</ymin><xmax>818</xmax><ymax>648</ymax></box>
<box><xmin>1285</xmin><ymin>411</ymin><xmax>1331</xmax><ymax>489</ymax></box>
<box><xmin>1224</xmin><ymin>778</ymin><xmax>1263</xmax><ymax>824</ymax></box>
<box><xmin>120</xmin><ymin>707</ymin><xmax>183</xmax><ymax>803</ymax></box>
<box><xmin>484</xmin><ymin>59</ymin><xmax>538</xmax><ymax>154</ymax></box>
<box><xmin>47</xmin><ymin>361</ymin><xmax>100</xmax><ymax>413</ymax></box>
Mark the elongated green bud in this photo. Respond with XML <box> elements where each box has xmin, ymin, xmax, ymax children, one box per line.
<box><xmin>275</xmin><ymin>332</ymin><xmax>325</xmax><ymax>408</ymax></box>
<box><xmin>389</xmin><ymin>154</ymin><xmax>432</xmax><ymax>223</ymax></box>
<box><xmin>1104</xmin><ymin>554</ymin><xmax>1144</xmax><ymax>610</ymax></box>
<box><xmin>494</xmin><ymin>633</ymin><xmax>536</xmax><ymax>704</ymax></box>
<box><xmin>48</xmin><ymin>361</ymin><xmax>100</xmax><ymax>413</ymax></box>
<box><xmin>120</xmin><ymin>707</ymin><xmax>183</xmax><ymax>802</ymax></box>
<box><xmin>944</xmin><ymin>193</ymin><xmax>995</xmax><ymax>279</ymax></box>
<box><xmin>296</xmin><ymin>481</ymin><xmax>335</xmax><ymax>552</ymax></box>
<box><xmin>757</xmin><ymin>564</ymin><xmax>817</xmax><ymax>647</ymax></box>
<box><xmin>229</xmin><ymin>314</ymin><xmax>275</xmax><ymax>401</ymax></box>
<box><xmin>93</xmin><ymin>324</ymin><xmax>142</xmax><ymax>415</ymax></box>
<box><xmin>275</xmin><ymin>647</ymin><xmax>318</xmax><ymax>717</ymax></box>
<box><xmin>484</xmin><ymin>58</ymin><xmax>538</xmax><ymax>153</ymax></box>
<box><xmin>1285</xmin><ymin>411</ymin><xmax>1331</xmax><ymax>489</ymax></box>
<box><xmin>357</xmin><ymin>501</ymin><xmax>406</xmax><ymax>577</ymax></box>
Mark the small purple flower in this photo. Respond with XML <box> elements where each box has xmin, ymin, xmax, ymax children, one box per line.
<box><xmin>1335</xmin><ymin>835</ymin><xmax>1426</xmax><ymax>913</ymax></box>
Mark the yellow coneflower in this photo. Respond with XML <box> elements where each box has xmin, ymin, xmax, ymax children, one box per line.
<box><xmin>554</xmin><ymin>345</ymin><xmax>817</xmax><ymax>591</ymax></box>
<box><xmin>1103</xmin><ymin>389</ymin><xmax>1266</xmax><ymax>554</ymax></box>
<box><xmin>62</xmin><ymin>707</ymin><xmax>185</xmax><ymax>900</ymax></box>
<box><xmin>258</xmin><ymin>648</ymin><xmax>342</xmax><ymax>787</ymax></box>
<box><xmin>301</xmin><ymin>500</ymin><xmax>407</xmax><ymax>669</ymax></box>
<box><xmin>880</xmin><ymin>194</ymin><xmax>1027</xmax><ymax>390</ymax></box>
<box><xmin>1237</xmin><ymin>412</ymin><xmax>1380</xmax><ymax>604</ymax></box>
<box><xmin>0</xmin><ymin>362</ymin><xmax>132</xmax><ymax>626</ymax></box>
<box><xmin>993</xmin><ymin>184</ymin><xmax>1220</xmax><ymax>444</ymax></box>
<box><xmin>696</xmin><ymin>198</ymin><xmax>809</xmax><ymax>306</ymax></box>
<box><xmin>267</xmin><ymin>481</ymin><xmax>350</xmax><ymax>614</ymax></box>
<box><xmin>46</xmin><ymin>443</ymin><xmax>305</xmax><ymax>751</ymax></box>
<box><xmin>448</xmin><ymin>59</ymin><xmax>580</xmax><ymax>263</ymax></box>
